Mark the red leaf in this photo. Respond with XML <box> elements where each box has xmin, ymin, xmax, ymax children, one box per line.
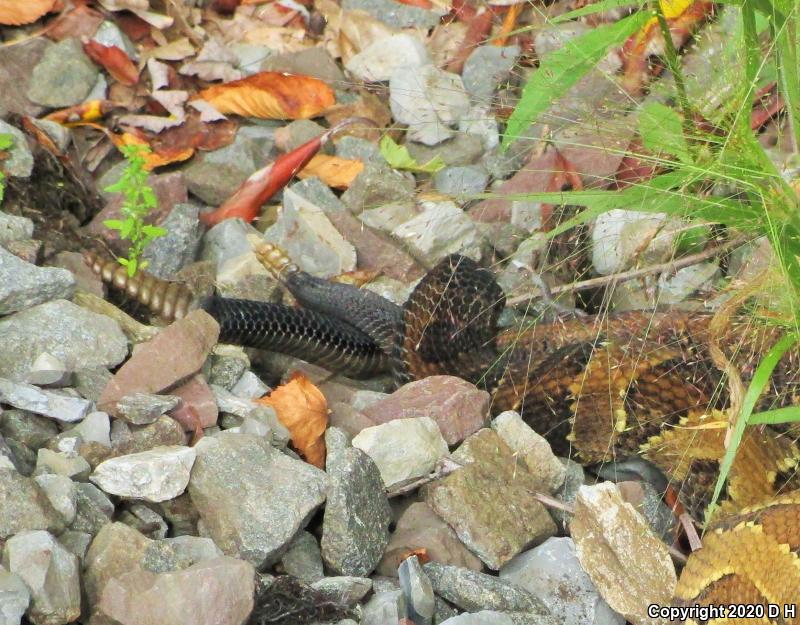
<box><xmin>83</xmin><ymin>40</ymin><xmax>140</xmax><ymax>86</ymax></box>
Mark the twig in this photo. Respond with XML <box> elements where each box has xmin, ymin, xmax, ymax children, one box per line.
<box><xmin>533</xmin><ymin>492</ymin><xmax>575</xmax><ymax>514</ymax></box>
<box><xmin>679</xmin><ymin>512</ymin><xmax>703</xmax><ymax>552</ymax></box>
<box><xmin>507</xmin><ymin>237</ymin><xmax>749</xmax><ymax>307</ymax></box>
<box><xmin>387</xmin><ymin>457</ymin><xmax>463</xmax><ymax>497</ymax></box>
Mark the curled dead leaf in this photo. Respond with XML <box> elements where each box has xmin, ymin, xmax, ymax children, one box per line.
<box><xmin>0</xmin><ymin>0</ymin><xmax>59</xmax><ymax>25</ymax></box>
<box><xmin>196</xmin><ymin>71</ymin><xmax>335</xmax><ymax>120</ymax></box>
<box><xmin>297</xmin><ymin>154</ymin><xmax>364</xmax><ymax>189</ymax></box>
<box><xmin>83</xmin><ymin>40</ymin><xmax>140</xmax><ymax>86</ymax></box>
<box><xmin>255</xmin><ymin>372</ymin><xmax>328</xmax><ymax>468</ymax></box>
<box><xmin>399</xmin><ymin>548</ymin><xmax>431</xmax><ymax>565</ymax></box>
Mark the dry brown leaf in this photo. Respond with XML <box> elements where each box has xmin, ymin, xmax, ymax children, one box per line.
<box><xmin>109</xmin><ymin>132</ymin><xmax>195</xmax><ymax>170</ymax></box>
<box><xmin>196</xmin><ymin>71</ymin><xmax>335</xmax><ymax>120</ymax></box>
<box><xmin>324</xmin><ymin>90</ymin><xmax>391</xmax><ymax>141</ymax></box>
<box><xmin>0</xmin><ymin>0</ymin><xmax>59</xmax><ymax>25</ymax></box>
<box><xmin>256</xmin><ymin>372</ymin><xmax>328</xmax><ymax>468</ymax></box>
<box><xmin>297</xmin><ymin>154</ymin><xmax>364</xmax><ymax>189</ymax></box>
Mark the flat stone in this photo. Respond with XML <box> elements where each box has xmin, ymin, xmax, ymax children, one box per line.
<box><xmin>321</xmin><ymin>442</ymin><xmax>391</xmax><ymax>576</ymax></box>
<box><xmin>27</xmin><ymin>38</ymin><xmax>99</xmax><ymax>107</ymax></box>
<box><xmin>500</xmin><ymin>537</ymin><xmax>623</xmax><ymax>625</ymax></box>
<box><xmin>491</xmin><ymin>411</ymin><xmax>566</xmax><ymax>493</ymax></box>
<box><xmin>279</xmin><ymin>531</ymin><xmax>324</xmax><ymax>583</ymax></box>
<box><xmin>83</xmin><ymin>522</ymin><xmax>152</xmax><ymax>607</ymax></box>
<box><xmin>0</xmin><ymin>38</ymin><xmax>48</xmax><ymax>118</ymax></box>
<box><xmin>0</xmin><ymin>409</ymin><xmax>59</xmax><ymax>449</ymax></box>
<box><xmin>35</xmin><ymin>449</ymin><xmax>91</xmax><ymax>481</ymax></box>
<box><xmin>0</xmin><ymin>299</ymin><xmax>128</xmax><ymax>383</ymax></box>
<box><xmin>360</xmin><ymin>589</ymin><xmax>404</xmax><ymax>625</ymax></box>
<box><xmin>264</xmin><ymin>187</ymin><xmax>356</xmax><ymax>279</ymax></box>
<box><xmin>188</xmin><ymin>432</ymin><xmax>327</xmax><ymax>568</ymax></box>
<box><xmin>168</xmin><ymin>374</ymin><xmax>219</xmax><ymax>431</ymax></box>
<box><xmin>0</xmin><ymin>469</ymin><xmax>65</xmax><ymax>539</ymax></box>
<box><xmin>91</xmin><ymin>446</ymin><xmax>196</xmax><ymax>503</ymax></box>
<box><xmin>141</xmin><ymin>203</ymin><xmax>203</xmax><ymax>280</ymax></box>
<box><xmin>423</xmin><ymin>562</ymin><xmax>550</xmax><ymax>615</ymax></box>
<box><xmin>340</xmin><ymin>162</ymin><xmax>416</xmax><ymax>215</ymax></box>
<box><xmin>116</xmin><ymin>393</ymin><xmax>182</xmax><ymax>425</ymax></box>
<box><xmin>399</xmin><ymin>556</ymin><xmax>435</xmax><ymax>625</ymax></box>
<box><xmin>462</xmin><ymin>45</ymin><xmax>520</xmax><ymax>102</ymax></box>
<box><xmin>425</xmin><ymin>429</ymin><xmax>557</xmax><ymax>570</ymax></box>
<box><xmin>0</xmin><ymin>565</ymin><xmax>30</xmax><ymax>625</ymax></box>
<box><xmin>98</xmin><ymin>310</ymin><xmax>219</xmax><ymax>417</ymax></box>
<box><xmin>342</xmin><ymin>0</ymin><xmax>445</xmax><ymax>28</ymax></box>
<box><xmin>0</xmin><ymin>248</ymin><xmax>75</xmax><ymax>316</ymax></box>
<box><xmin>352</xmin><ymin>418</ymin><xmax>448</xmax><ymax>490</ymax></box>
<box><xmin>377</xmin><ymin>502</ymin><xmax>482</xmax><ymax>576</ymax></box>
<box><xmin>0</xmin><ymin>211</ymin><xmax>34</xmax><ymax>244</ymax></box>
<box><xmin>121</xmin><ymin>504</ymin><xmax>169</xmax><ymax>541</ymax></box>
<box><xmin>2</xmin><ymin>530</ymin><xmax>80</xmax><ymax>625</ymax></box>
<box><xmin>570</xmin><ymin>483</ymin><xmax>676</xmax><ymax>625</ymax></box>
<box><xmin>405</xmin><ymin>134</ymin><xmax>485</xmax><ymax>167</ymax></box>
<box><xmin>25</xmin><ymin>353</ymin><xmax>71</xmax><ymax>387</ymax></box>
<box><xmin>362</xmin><ymin>376</ymin><xmax>489</xmax><ymax>446</ymax></box>
<box><xmin>392</xmin><ymin>200</ymin><xmax>484</xmax><ymax>265</ymax></box>
<box><xmin>67</xmin><ymin>411</ymin><xmax>111</xmax><ymax>448</ymax></box>
<box><xmin>0</xmin><ymin>121</ymin><xmax>33</xmax><ymax>179</ymax></box>
<box><xmin>310</xmin><ymin>576</ymin><xmax>373</xmax><ymax>606</ymax></box>
<box><xmin>261</xmin><ymin>46</ymin><xmax>345</xmax><ymax>84</ymax></box>
<box><xmin>33</xmin><ymin>474</ymin><xmax>77</xmax><ymax>525</ymax></box>
<box><xmin>0</xmin><ymin>379</ymin><xmax>91</xmax><ymax>423</ymax></box>
<box><xmin>345</xmin><ymin>33</ymin><xmax>429</xmax><ymax>82</ymax></box>
<box><xmin>435</xmin><ymin>165</ymin><xmax>490</xmax><ymax>197</ymax></box>
<box><xmin>98</xmin><ymin>556</ymin><xmax>254</xmax><ymax>625</ymax></box>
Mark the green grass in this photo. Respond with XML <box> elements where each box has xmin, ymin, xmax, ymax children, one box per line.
<box><xmin>502</xmin><ymin>0</ymin><xmax>800</xmax><ymax>522</ymax></box>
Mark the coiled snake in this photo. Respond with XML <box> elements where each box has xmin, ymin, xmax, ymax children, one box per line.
<box><xmin>85</xmin><ymin>248</ymin><xmax>800</xmax><ymax>618</ymax></box>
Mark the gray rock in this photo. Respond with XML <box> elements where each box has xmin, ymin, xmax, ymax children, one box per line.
<box><xmin>361</xmin><ymin>589</ymin><xmax>405</xmax><ymax>625</ymax></box>
<box><xmin>280</xmin><ymin>531</ymin><xmax>324</xmax><ymax>583</ymax></box>
<box><xmin>392</xmin><ymin>200</ymin><xmax>484</xmax><ymax>265</ymax></box>
<box><xmin>321</xmin><ymin>443</ymin><xmax>391</xmax><ymax>576</ymax></box>
<box><xmin>277</xmin><ymin>120</ymin><xmax>331</xmax><ymax>154</ymax></box>
<box><xmin>27</xmin><ymin>38</ymin><xmax>99</xmax><ymax>108</ymax></box>
<box><xmin>0</xmin><ymin>379</ymin><xmax>91</xmax><ymax>423</ymax></box>
<box><xmin>552</xmin><ymin>458</ymin><xmax>585</xmax><ymax>531</ymax></box>
<box><xmin>343</xmin><ymin>0</ymin><xmax>445</xmax><ymax>28</ymax></box>
<box><xmin>162</xmin><ymin>536</ymin><xmax>223</xmax><ymax>566</ymax></box>
<box><xmin>260</xmin><ymin>47</ymin><xmax>345</xmax><ymax>84</ymax></box>
<box><xmin>435</xmin><ymin>165</ymin><xmax>490</xmax><ymax>197</ymax></box>
<box><xmin>406</xmin><ymin>134</ymin><xmax>485</xmax><ymax>167</ymax></box>
<box><xmin>345</xmin><ymin>33</ymin><xmax>429</xmax><ymax>82</ymax></box>
<box><xmin>0</xmin><ymin>248</ymin><xmax>75</xmax><ymax>316</ymax></box>
<box><xmin>35</xmin><ymin>449</ymin><xmax>91</xmax><ymax>481</ymax></box>
<box><xmin>0</xmin><ymin>38</ymin><xmax>49</xmax><ymax>118</ymax></box>
<box><xmin>83</xmin><ymin>522</ymin><xmax>153</xmax><ymax>606</ymax></box>
<box><xmin>199</xmin><ymin>219</ymin><xmax>271</xmax><ymax>286</ymax></box>
<box><xmin>208</xmin><ymin>351</ymin><xmax>251</xmax><ymax>391</ymax></box>
<box><xmin>0</xmin><ymin>434</ymin><xmax>16</xmax><ymax>471</ymax></box>
<box><xmin>341</xmin><ymin>162</ymin><xmax>416</xmax><ymax>213</ymax></box>
<box><xmin>0</xmin><ymin>122</ymin><xmax>33</xmax><ymax>179</ymax></box>
<box><xmin>656</xmin><ymin>261</ymin><xmax>719</xmax><ymax>304</ymax></box>
<box><xmin>500</xmin><ymin>538</ymin><xmax>623</xmax><ymax>625</ymax></box>
<box><xmin>423</xmin><ymin>562</ymin><xmax>550</xmax><ymax>615</ymax></box>
<box><xmin>390</xmin><ymin>65</ymin><xmax>470</xmax><ymax>146</ymax></box>
<box><xmin>0</xmin><ymin>211</ymin><xmax>34</xmax><ymax>245</ymax></box>
<box><xmin>57</xmin><ymin>531</ymin><xmax>93</xmax><ymax>561</ymax></box>
<box><xmin>71</xmin><ymin>482</ymin><xmax>114</xmax><ymax>536</ymax></box>
<box><xmin>264</xmin><ymin>187</ymin><xmax>356</xmax><ymax>278</ymax></box>
<box><xmin>0</xmin><ymin>469</ymin><xmax>65</xmax><ymax>539</ymax></box>
<box><xmin>2</xmin><ymin>530</ymin><xmax>80</xmax><ymax>625</ymax></box>
<box><xmin>336</xmin><ymin>136</ymin><xmax>382</xmax><ymax>162</ymax></box>
<box><xmin>352</xmin><ymin>417</ymin><xmax>448</xmax><ymax>489</ymax></box>
<box><xmin>440</xmin><ymin>612</ymin><xmax>515</xmax><ymax>625</ymax></box>
<box><xmin>97</xmin><ymin>556</ymin><xmax>255</xmax><ymax>625</ymax></box>
<box><xmin>399</xmin><ymin>556</ymin><xmax>435</xmax><ymax>625</ymax></box>
<box><xmin>188</xmin><ymin>432</ymin><xmax>327</xmax><ymax>568</ymax></box>
<box><xmin>0</xmin><ymin>378</ymin><xmax>92</xmax><ymax>422</ymax></box>
<box><xmin>0</xmin><ymin>565</ymin><xmax>30</xmax><ymax>625</ymax></box>
<box><xmin>230</xmin><ymin>370</ymin><xmax>270</xmax><ymax>399</ymax></box>
<box><xmin>141</xmin><ymin>203</ymin><xmax>203</xmax><ymax>279</ymax></box>
<box><xmin>591</xmin><ymin>210</ymin><xmax>680</xmax><ymax>275</ymax></box>
<box><xmin>310</xmin><ymin>576</ymin><xmax>373</xmax><ymax>606</ymax></box>
<box><xmin>0</xmin><ymin>300</ymin><xmax>128</xmax><ymax>383</ymax></box>
<box><xmin>462</xmin><ymin>46</ymin><xmax>520</xmax><ymax>102</ymax></box>
<box><xmin>0</xmin><ymin>409</ymin><xmax>58</xmax><ymax>449</ymax></box>
<box><xmin>120</xmin><ymin>503</ymin><xmax>169</xmax><ymax>540</ymax></box>
<box><xmin>72</xmin><ymin>367</ymin><xmax>113</xmax><ymax>403</ymax></box>
<box><xmin>25</xmin><ymin>353</ymin><xmax>71</xmax><ymax>387</ymax></box>
<box><xmin>66</xmin><ymin>411</ymin><xmax>111</xmax><ymax>447</ymax></box>
<box><xmin>359</xmin><ymin>202</ymin><xmax>418</xmax><ymax>234</ymax></box>
<box><xmin>116</xmin><ymin>393</ymin><xmax>182</xmax><ymax>425</ymax></box>
<box><xmin>184</xmin><ymin>128</ymin><xmax>276</xmax><ymax>205</ymax></box>
<box><xmin>91</xmin><ymin>446</ymin><xmax>196</xmax><ymax>502</ymax></box>
<box><xmin>33</xmin><ymin>474</ymin><xmax>77</xmax><ymax>525</ymax></box>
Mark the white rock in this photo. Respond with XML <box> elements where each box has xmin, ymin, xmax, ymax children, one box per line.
<box><xmin>392</xmin><ymin>200</ymin><xmax>483</xmax><ymax>265</ymax></box>
<box><xmin>230</xmin><ymin>371</ymin><xmax>270</xmax><ymax>399</ymax></box>
<box><xmin>26</xmin><ymin>353</ymin><xmax>70</xmax><ymax>387</ymax></box>
<box><xmin>591</xmin><ymin>210</ymin><xmax>680</xmax><ymax>275</ymax></box>
<box><xmin>265</xmin><ymin>188</ymin><xmax>356</xmax><ymax>278</ymax></box>
<box><xmin>68</xmin><ymin>411</ymin><xmax>111</xmax><ymax>447</ymax></box>
<box><xmin>352</xmin><ymin>417</ymin><xmax>448</xmax><ymax>489</ymax></box>
<box><xmin>90</xmin><ymin>446</ymin><xmax>196</xmax><ymax>502</ymax></box>
<box><xmin>0</xmin><ymin>565</ymin><xmax>30</xmax><ymax>625</ymax></box>
<box><xmin>390</xmin><ymin>64</ymin><xmax>470</xmax><ymax>146</ymax></box>
<box><xmin>0</xmin><ymin>248</ymin><xmax>75</xmax><ymax>316</ymax></box>
<box><xmin>346</xmin><ymin>34</ymin><xmax>429</xmax><ymax>82</ymax></box>
<box><xmin>656</xmin><ymin>261</ymin><xmax>719</xmax><ymax>304</ymax></box>
<box><xmin>33</xmin><ymin>475</ymin><xmax>77</xmax><ymax>525</ymax></box>
<box><xmin>0</xmin><ymin>379</ymin><xmax>92</xmax><ymax>423</ymax></box>
<box><xmin>2</xmin><ymin>531</ymin><xmax>81</xmax><ymax>625</ymax></box>
<box><xmin>35</xmin><ymin>449</ymin><xmax>91</xmax><ymax>481</ymax></box>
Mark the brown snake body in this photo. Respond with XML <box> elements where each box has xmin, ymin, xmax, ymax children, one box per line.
<box><xmin>85</xmin><ymin>249</ymin><xmax>800</xmax><ymax>618</ymax></box>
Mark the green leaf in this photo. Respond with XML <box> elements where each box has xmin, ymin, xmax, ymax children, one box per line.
<box><xmin>103</xmin><ymin>219</ymin><xmax>126</xmax><ymax>231</ymax></box>
<box><xmin>117</xmin><ymin>257</ymin><xmax>130</xmax><ymax>266</ymax></box>
<box><xmin>502</xmin><ymin>10</ymin><xmax>653</xmax><ymax>149</ymax></box>
<box><xmin>550</xmin><ymin>0</ymin><xmax>644</xmax><ymax>24</ymax></box>
<box><xmin>379</xmin><ymin>136</ymin><xmax>446</xmax><ymax>173</ymax></box>
<box><xmin>0</xmin><ymin>133</ymin><xmax>13</xmax><ymax>151</ymax></box>
<box><xmin>142</xmin><ymin>225</ymin><xmax>167</xmax><ymax>238</ymax></box>
<box><xmin>104</xmin><ymin>180</ymin><xmax>126</xmax><ymax>194</ymax></box>
<box><xmin>748</xmin><ymin>405</ymin><xmax>800</xmax><ymax>425</ymax></box>
<box><xmin>119</xmin><ymin>219</ymin><xmax>134</xmax><ymax>239</ymax></box>
<box><xmin>638</xmin><ymin>102</ymin><xmax>693</xmax><ymax>164</ymax></box>
<box><xmin>705</xmin><ymin>331</ymin><xmax>800</xmax><ymax>524</ymax></box>
<box><xmin>126</xmin><ymin>257</ymin><xmax>138</xmax><ymax>277</ymax></box>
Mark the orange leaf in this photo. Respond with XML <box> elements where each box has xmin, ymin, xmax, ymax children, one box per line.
<box><xmin>0</xmin><ymin>0</ymin><xmax>58</xmax><ymax>25</ymax></box>
<box><xmin>44</xmin><ymin>100</ymin><xmax>115</xmax><ymax>124</ymax></box>
<box><xmin>400</xmin><ymin>548</ymin><xmax>431</xmax><ymax>565</ymax></box>
<box><xmin>109</xmin><ymin>132</ymin><xmax>194</xmax><ymax>170</ymax></box>
<box><xmin>83</xmin><ymin>41</ymin><xmax>140</xmax><ymax>86</ymax></box>
<box><xmin>297</xmin><ymin>154</ymin><xmax>364</xmax><ymax>189</ymax></box>
<box><xmin>195</xmin><ymin>71</ymin><xmax>336</xmax><ymax>120</ymax></box>
<box><xmin>256</xmin><ymin>372</ymin><xmax>328</xmax><ymax>468</ymax></box>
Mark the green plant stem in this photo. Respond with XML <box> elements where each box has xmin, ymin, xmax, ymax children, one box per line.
<box><xmin>654</xmin><ymin>2</ymin><xmax>695</xmax><ymax>143</ymax></box>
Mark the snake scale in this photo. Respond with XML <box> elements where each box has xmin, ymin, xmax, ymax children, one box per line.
<box><xmin>84</xmin><ymin>248</ymin><xmax>800</xmax><ymax>619</ymax></box>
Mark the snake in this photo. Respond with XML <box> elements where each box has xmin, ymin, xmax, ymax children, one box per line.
<box><xmin>84</xmin><ymin>247</ymin><xmax>800</xmax><ymax>618</ymax></box>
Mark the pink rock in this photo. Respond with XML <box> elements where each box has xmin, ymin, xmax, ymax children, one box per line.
<box><xmin>99</xmin><ymin>311</ymin><xmax>219</xmax><ymax>417</ymax></box>
<box><xmin>329</xmin><ymin>402</ymin><xmax>378</xmax><ymax>437</ymax></box>
<box><xmin>362</xmin><ymin>376</ymin><xmax>489</xmax><ymax>445</ymax></box>
<box><xmin>169</xmin><ymin>374</ymin><xmax>218</xmax><ymax>430</ymax></box>
<box><xmin>89</xmin><ymin>172</ymin><xmax>188</xmax><ymax>254</ymax></box>
<box><xmin>98</xmin><ymin>556</ymin><xmax>255</xmax><ymax>625</ymax></box>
